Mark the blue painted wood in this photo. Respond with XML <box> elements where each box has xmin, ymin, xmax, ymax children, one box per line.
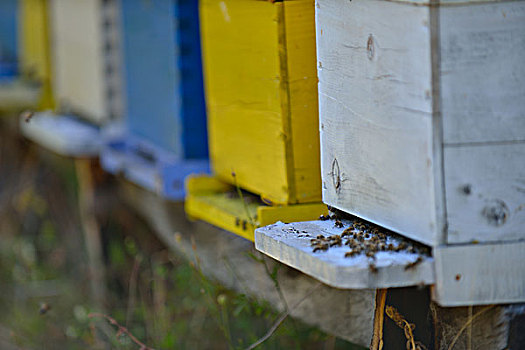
<box><xmin>101</xmin><ymin>0</ymin><xmax>209</xmax><ymax>200</ymax></box>
<box><xmin>0</xmin><ymin>0</ymin><xmax>18</xmax><ymax>80</ymax></box>
<box><xmin>120</xmin><ymin>0</ymin><xmax>208</xmax><ymax>158</ymax></box>
<box><xmin>101</xmin><ymin>128</ymin><xmax>209</xmax><ymax>200</ymax></box>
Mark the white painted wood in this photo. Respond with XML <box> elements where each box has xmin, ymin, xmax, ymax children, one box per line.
<box><xmin>445</xmin><ymin>143</ymin><xmax>525</xmax><ymax>244</ymax></box>
<box><xmin>434</xmin><ymin>241</ymin><xmax>525</xmax><ymax>306</ymax></box>
<box><xmin>50</xmin><ymin>0</ymin><xmax>121</xmax><ymax>124</ymax></box>
<box><xmin>440</xmin><ymin>1</ymin><xmax>525</xmax><ymax>144</ymax></box>
<box><xmin>317</xmin><ymin>0</ymin><xmax>439</xmax><ymax>246</ymax></box>
<box><xmin>20</xmin><ymin>112</ymin><xmax>101</xmax><ymax>157</ymax></box>
<box><xmin>255</xmin><ymin>220</ymin><xmax>435</xmax><ymax>289</ymax></box>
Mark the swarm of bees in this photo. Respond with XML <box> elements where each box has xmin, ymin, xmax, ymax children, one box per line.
<box><xmin>310</xmin><ymin>211</ymin><xmax>430</xmax><ymax>273</ymax></box>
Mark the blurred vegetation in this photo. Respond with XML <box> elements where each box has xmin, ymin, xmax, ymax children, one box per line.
<box><xmin>0</xmin><ymin>119</ymin><xmax>362</xmax><ymax>349</ymax></box>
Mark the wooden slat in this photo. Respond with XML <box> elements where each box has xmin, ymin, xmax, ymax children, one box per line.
<box><xmin>317</xmin><ymin>0</ymin><xmax>438</xmax><ymax>246</ymax></box>
<box><xmin>283</xmin><ymin>1</ymin><xmax>321</xmax><ymax>204</ymax></box>
<box><xmin>255</xmin><ymin>220</ymin><xmax>435</xmax><ymax>289</ymax></box>
<box><xmin>444</xmin><ymin>143</ymin><xmax>525</xmax><ymax>244</ymax></box>
<box><xmin>434</xmin><ymin>241</ymin><xmax>525</xmax><ymax>306</ymax></box>
<box><xmin>185</xmin><ymin>175</ymin><xmax>326</xmax><ymax>241</ymax></box>
<box><xmin>440</xmin><ymin>1</ymin><xmax>525</xmax><ymax>144</ymax></box>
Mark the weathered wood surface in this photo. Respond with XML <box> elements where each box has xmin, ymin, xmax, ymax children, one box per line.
<box><xmin>440</xmin><ymin>1</ymin><xmax>525</xmax><ymax>144</ymax></box>
<box><xmin>317</xmin><ymin>0</ymin><xmax>438</xmax><ymax>246</ymax></box>
<box><xmin>444</xmin><ymin>143</ymin><xmax>525</xmax><ymax>244</ymax></box>
<box><xmin>434</xmin><ymin>241</ymin><xmax>525</xmax><ymax>306</ymax></box>
<box><xmin>50</xmin><ymin>0</ymin><xmax>121</xmax><ymax>123</ymax></box>
<box><xmin>122</xmin><ymin>183</ymin><xmax>375</xmax><ymax>347</ymax></box>
<box><xmin>255</xmin><ymin>221</ymin><xmax>434</xmax><ymax>289</ymax></box>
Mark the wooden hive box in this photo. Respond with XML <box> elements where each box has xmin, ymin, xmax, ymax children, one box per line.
<box><xmin>0</xmin><ymin>0</ymin><xmax>48</xmax><ymax>111</ymax></box>
<box><xmin>186</xmin><ymin>0</ymin><xmax>327</xmax><ymax>241</ymax></box>
<box><xmin>20</xmin><ymin>0</ymin><xmax>123</xmax><ymax>157</ymax></box>
<box><xmin>100</xmin><ymin>0</ymin><xmax>209</xmax><ymax>200</ymax></box>
<box><xmin>49</xmin><ymin>0</ymin><xmax>122</xmax><ymax>124</ymax></box>
<box><xmin>317</xmin><ymin>0</ymin><xmax>525</xmax><ymax>247</ymax></box>
<box><xmin>255</xmin><ymin>0</ymin><xmax>525</xmax><ymax>306</ymax></box>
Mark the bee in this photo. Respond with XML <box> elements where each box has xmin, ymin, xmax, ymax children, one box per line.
<box><xmin>313</xmin><ymin>243</ymin><xmax>329</xmax><ymax>253</ymax></box>
<box><xmin>341</xmin><ymin>228</ymin><xmax>353</xmax><ymax>237</ymax></box>
<box><xmin>242</xmin><ymin>220</ymin><xmax>247</xmax><ymax>230</ymax></box>
<box><xmin>345</xmin><ymin>250</ymin><xmax>359</xmax><ymax>258</ymax></box>
<box><xmin>365</xmin><ymin>250</ymin><xmax>376</xmax><ymax>259</ymax></box>
<box><xmin>387</xmin><ymin>243</ymin><xmax>395</xmax><ymax>251</ymax></box>
<box><xmin>405</xmin><ymin>256</ymin><xmax>423</xmax><ymax>270</ymax></box>
<box><xmin>39</xmin><ymin>303</ymin><xmax>51</xmax><ymax>315</ymax></box>
<box><xmin>319</xmin><ymin>214</ymin><xmax>330</xmax><ymax>221</ymax></box>
<box><xmin>316</xmin><ymin>234</ymin><xmax>325</xmax><ymax>240</ymax></box>
<box><xmin>368</xmin><ymin>263</ymin><xmax>378</xmax><ymax>273</ymax></box>
<box><xmin>364</xmin><ymin>233</ymin><xmax>370</xmax><ymax>239</ymax></box>
<box><xmin>334</xmin><ymin>220</ymin><xmax>344</xmax><ymax>228</ymax></box>
<box><xmin>378</xmin><ymin>243</ymin><xmax>387</xmax><ymax>251</ymax></box>
<box><xmin>21</xmin><ymin>110</ymin><xmax>34</xmax><ymax>123</ymax></box>
<box><xmin>235</xmin><ymin>218</ymin><xmax>241</xmax><ymax>227</ymax></box>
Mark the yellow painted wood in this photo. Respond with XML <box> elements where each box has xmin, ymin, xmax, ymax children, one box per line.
<box><xmin>19</xmin><ymin>0</ymin><xmax>54</xmax><ymax>110</ymax></box>
<box><xmin>200</xmin><ymin>0</ymin><xmax>320</xmax><ymax>205</ymax></box>
<box><xmin>185</xmin><ymin>175</ymin><xmax>327</xmax><ymax>241</ymax></box>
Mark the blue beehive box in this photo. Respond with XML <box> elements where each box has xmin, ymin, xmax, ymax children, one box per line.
<box><xmin>101</xmin><ymin>0</ymin><xmax>209</xmax><ymax>200</ymax></box>
<box><xmin>0</xmin><ymin>0</ymin><xmax>18</xmax><ymax>80</ymax></box>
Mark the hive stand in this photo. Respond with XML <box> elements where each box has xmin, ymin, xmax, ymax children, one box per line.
<box><xmin>185</xmin><ymin>175</ymin><xmax>327</xmax><ymax>242</ymax></box>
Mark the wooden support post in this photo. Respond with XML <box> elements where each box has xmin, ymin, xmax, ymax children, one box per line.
<box><xmin>75</xmin><ymin>159</ymin><xmax>106</xmax><ymax>310</ymax></box>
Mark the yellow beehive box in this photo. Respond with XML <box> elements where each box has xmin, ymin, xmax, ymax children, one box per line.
<box><xmin>200</xmin><ymin>0</ymin><xmax>320</xmax><ymax>205</ymax></box>
<box><xmin>19</xmin><ymin>0</ymin><xmax>54</xmax><ymax>109</ymax></box>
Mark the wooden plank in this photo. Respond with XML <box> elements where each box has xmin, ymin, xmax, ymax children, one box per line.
<box><xmin>255</xmin><ymin>220</ymin><xmax>435</xmax><ymax>289</ymax></box>
<box><xmin>283</xmin><ymin>0</ymin><xmax>322</xmax><ymax>204</ymax></box>
<box><xmin>440</xmin><ymin>1</ymin><xmax>525</xmax><ymax>144</ymax></box>
<box><xmin>185</xmin><ymin>175</ymin><xmax>326</xmax><ymax>241</ymax></box>
<box><xmin>317</xmin><ymin>0</ymin><xmax>438</xmax><ymax>246</ymax></box>
<box><xmin>50</xmin><ymin>0</ymin><xmax>119</xmax><ymax>124</ymax></box>
<box><xmin>120</xmin><ymin>0</ymin><xmax>182</xmax><ymax>155</ymax></box>
<box><xmin>20</xmin><ymin>112</ymin><xmax>101</xmax><ymax>157</ymax></box>
<box><xmin>444</xmin><ymin>143</ymin><xmax>525</xmax><ymax>244</ymax></box>
<box><xmin>434</xmin><ymin>241</ymin><xmax>525</xmax><ymax>306</ymax></box>
<box><xmin>19</xmin><ymin>0</ymin><xmax>54</xmax><ymax>109</ymax></box>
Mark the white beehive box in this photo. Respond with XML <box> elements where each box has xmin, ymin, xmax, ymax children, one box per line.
<box><xmin>50</xmin><ymin>0</ymin><xmax>123</xmax><ymax>124</ymax></box>
<box><xmin>317</xmin><ymin>0</ymin><xmax>525</xmax><ymax>247</ymax></box>
<box><xmin>253</xmin><ymin>0</ymin><xmax>525</xmax><ymax>307</ymax></box>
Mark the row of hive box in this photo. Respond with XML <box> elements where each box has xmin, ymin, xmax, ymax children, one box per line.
<box><xmin>3</xmin><ymin>0</ymin><xmax>524</xmax><ymax>306</ymax></box>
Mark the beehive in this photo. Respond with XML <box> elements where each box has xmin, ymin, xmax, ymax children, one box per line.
<box><xmin>255</xmin><ymin>0</ymin><xmax>525</xmax><ymax>306</ymax></box>
<box><xmin>317</xmin><ymin>0</ymin><xmax>525</xmax><ymax>247</ymax></box>
<box><xmin>49</xmin><ymin>0</ymin><xmax>122</xmax><ymax>123</ymax></box>
<box><xmin>100</xmin><ymin>0</ymin><xmax>209</xmax><ymax>200</ymax></box>
<box><xmin>186</xmin><ymin>0</ymin><xmax>327</xmax><ymax>241</ymax></box>
<box><xmin>199</xmin><ymin>0</ymin><xmax>321</xmax><ymax>205</ymax></box>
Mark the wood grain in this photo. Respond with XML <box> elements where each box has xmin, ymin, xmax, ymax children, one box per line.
<box><xmin>440</xmin><ymin>1</ymin><xmax>525</xmax><ymax>144</ymax></box>
<box><xmin>434</xmin><ymin>241</ymin><xmax>525</xmax><ymax>306</ymax></box>
<box><xmin>317</xmin><ymin>0</ymin><xmax>438</xmax><ymax>246</ymax></box>
<box><xmin>444</xmin><ymin>143</ymin><xmax>525</xmax><ymax>244</ymax></box>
